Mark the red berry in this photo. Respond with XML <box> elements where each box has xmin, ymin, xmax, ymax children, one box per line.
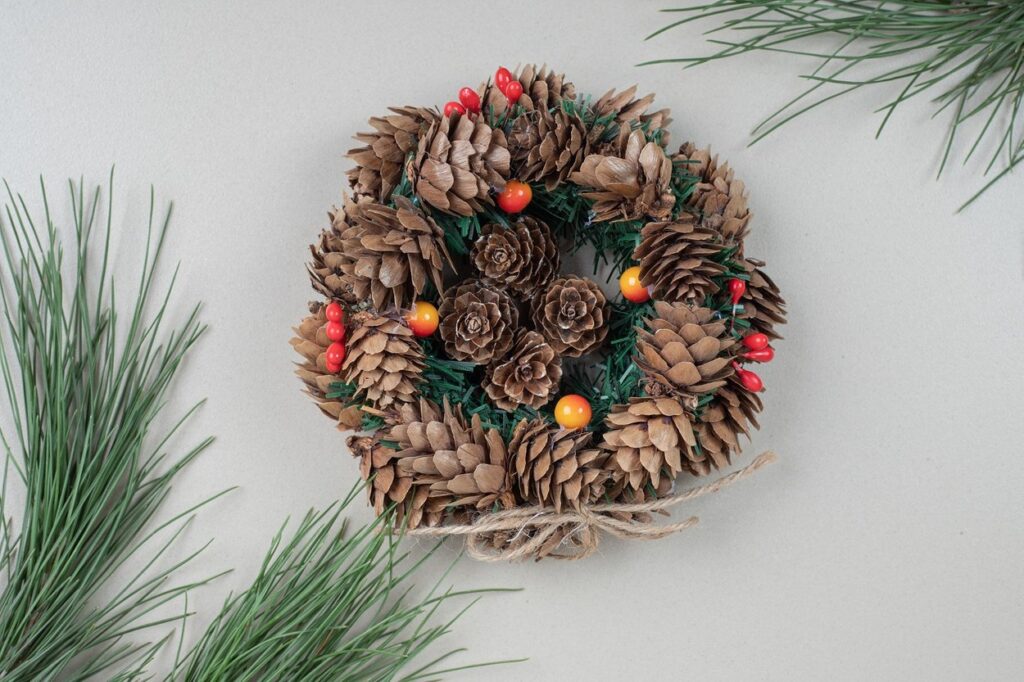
<box><xmin>458</xmin><ymin>87</ymin><xmax>481</xmax><ymax>113</ymax></box>
<box><xmin>496</xmin><ymin>180</ymin><xmax>532</xmax><ymax>213</ymax></box>
<box><xmin>504</xmin><ymin>80</ymin><xmax>523</xmax><ymax>105</ymax></box>
<box><xmin>326</xmin><ymin>321</ymin><xmax>346</xmax><ymax>342</ymax></box>
<box><xmin>742</xmin><ymin>332</ymin><xmax>769</xmax><ymax>351</ymax></box>
<box><xmin>325</xmin><ymin>342</ymin><xmax>346</xmax><ymax>366</ymax></box>
<box><xmin>727</xmin><ymin>278</ymin><xmax>747</xmax><ymax>305</ymax></box>
<box><xmin>443</xmin><ymin>101</ymin><xmax>466</xmax><ymax>117</ymax></box>
<box><xmin>495</xmin><ymin>66</ymin><xmax>512</xmax><ymax>93</ymax></box>
<box><xmin>743</xmin><ymin>347</ymin><xmax>774</xmax><ymax>363</ymax></box>
<box><xmin>325</xmin><ymin>301</ymin><xmax>343</xmax><ymax>323</ymax></box>
<box><xmin>326</xmin><ymin>361</ymin><xmax>341</xmax><ymax>374</ymax></box>
<box><xmin>735</xmin><ymin>366</ymin><xmax>764</xmax><ymax>392</ymax></box>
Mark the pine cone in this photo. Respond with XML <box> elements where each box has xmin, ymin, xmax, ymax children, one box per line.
<box><xmin>508</xmin><ymin>108</ymin><xmax>590</xmax><ymax>190</ymax></box>
<box><xmin>531</xmin><ymin>277</ymin><xmax>609</xmax><ymax>357</ymax></box>
<box><xmin>692</xmin><ymin>374</ymin><xmax>763</xmax><ymax>474</ymax></box>
<box><xmin>634</xmin><ymin>214</ymin><xmax>727</xmax><ymax>303</ymax></box>
<box><xmin>347</xmin><ymin>106</ymin><xmax>438</xmax><ymax>202</ymax></box>
<box><xmin>739</xmin><ymin>258</ymin><xmax>787</xmax><ymax>340</ymax></box>
<box><xmin>569</xmin><ymin>128</ymin><xmax>675</xmax><ymax>223</ymax></box>
<box><xmin>309</xmin><ymin>196</ymin><xmax>452</xmax><ymax>311</ymax></box>
<box><xmin>479</xmin><ymin>64</ymin><xmax>576</xmax><ymax>116</ymax></box>
<box><xmin>348</xmin><ymin>433</ymin><xmax>426</xmax><ymax>526</ymax></box>
<box><xmin>388</xmin><ymin>398</ymin><xmax>515</xmax><ymax>526</ymax></box>
<box><xmin>341</xmin><ymin>310</ymin><xmax>424</xmax><ymax>408</ymax></box>
<box><xmin>635</xmin><ymin>302</ymin><xmax>736</xmax><ymax>399</ymax></box>
<box><xmin>676</xmin><ymin>143</ymin><xmax>751</xmax><ymax>243</ymax></box>
<box><xmin>601</xmin><ymin>397</ymin><xmax>692</xmax><ymax>491</ymax></box>
<box><xmin>438</xmin><ymin>279</ymin><xmax>519</xmax><ymax>364</ymax></box>
<box><xmin>407</xmin><ymin>113</ymin><xmax>510</xmax><ymax>216</ymax></box>
<box><xmin>290</xmin><ymin>302</ymin><xmax>364</xmax><ymax>430</ymax></box>
<box><xmin>471</xmin><ymin>217</ymin><xmax>559</xmax><ymax>296</ymax></box>
<box><xmin>484</xmin><ymin>330</ymin><xmax>562</xmax><ymax>410</ymax></box>
<box><xmin>509</xmin><ymin>419</ymin><xmax>609</xmax><ymax>512</ymax></box>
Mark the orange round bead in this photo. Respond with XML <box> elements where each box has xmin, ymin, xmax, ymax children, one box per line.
<box><xmin>406</xmin><ymin>300</ymin><xmax>439</xmax><ymax>338</ymax></box>
<box><xmin>619</xmin><ymin>266</ymin><xmax>650</xmax><ymax>303</ymax></box>
<box><xmin>554</xmin><ymin>394</ymin><xmax>592</xmax><ymax>430</ymax></box>
<box><xmin>496</xmin><ymin>180</ymin><xmax>532</xmax><ymax>213</ymax></box>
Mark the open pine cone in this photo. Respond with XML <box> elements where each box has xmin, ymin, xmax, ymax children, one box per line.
<box><xmin>634</xmin><ymin>214</ymin><xmax>727</xmax><ymax>303</ymax></box>
<box><xmin>407</xmin><ymin>113</ymin><xmax>510</xmax><ymax>216</ymax></box>
<box><xmin>508</xmin><ymin>108</ymin><xmax>590</xmax><ymax>190</ymax></box>
<box><xmin>347</xmin><ymin>106</ymin><xmax>438</xmax><ymax>202</ymax></box>
<box><xmin>635</xmin><ymin>302</ymin><xmax>736</xmax><ymax>400</ymax></box>
<box><xmin>569</xmin><ymin>128</ymin><xmax>675</xmax><ymax>223</ymax></box>
<box><xmin>479</xmin><ymin>63</ymin><xmax>576</xmax><ymax>116</ymax></box>
<box><xmin>739</xmin><ymin>258</ymin><xmax>787</xmax><ymax>340</ymax></box>
<box><xmin>531</xmin><ymin>276</ymin><xmax>609</xmax><ymax>357</ymax></box>
<box><xmin>484</xmin><ymin>330</ymin><xmax>562</xmax><ymax>410</ymax></box>
<box><xmin>509</xmin><ymin>419</ymin><xmax>608</xmax><ymax>512</ymax></box>
<box><xmin>310</xmin><ymin>196</ymin><xmax>452</xmax><ymax>311</ymax></box>
<box><xmin>438</xmin><ymin>279</ymin><xmax>519</xmax><ymax>364</ymax></box>
<box><xmin>341</xmin><ymin>310</ymin><xmax>424</xmax><ymax>408</ymax></box>
<box><xmin>591</xmin><ymin>85</ymin><xmax>672</xmax><ymax>145</ymax></box>
<box><xmin>472</xmin><ymin>217</ymin><xmax>559</xmax><ymax>296</ymax></box>
<box><xmin>692</xmin><ymin>374</ymin><xmax>764</xmax><ymax>474</ymax></box>
<box><xmin>675</xmin><ymin>142</ymin><xmax>751</xmax><ymax>243</ymax></box>
<box><xmin>601</xmin><ymin>397</ymin><xmax>692</xmax><ymax>491</ymax></box>
<box><xmin>290</xmin><ymin>302</ymin><xmax>365</xmax><ymax>430</ymax></box>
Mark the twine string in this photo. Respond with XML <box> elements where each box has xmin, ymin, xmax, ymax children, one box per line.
<box><xmin>407</xmin><ymin>451</ymin><xmax>777</xmax><ymax>561</ymax></box>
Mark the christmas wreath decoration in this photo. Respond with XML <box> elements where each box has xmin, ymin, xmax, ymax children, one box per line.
<box><xmin>292</xmin><ymin>65</ymin><xmax>786</xmax><ymax>560</ymax></box>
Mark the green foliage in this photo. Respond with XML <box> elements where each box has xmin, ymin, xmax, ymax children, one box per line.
<box><xmin>0</xmin><ymin>176</ymin><xmax>223</xmax><ymax>680</ymax></box>
<box><xmin>172</xmin><ymin>486</ymin><xmax>520</xmax><ymax>682</ymax></box>
<box><xmin>643</xmin><ymin>0</ymin><xmax>1024</xmax><ymax>210</ymax></box>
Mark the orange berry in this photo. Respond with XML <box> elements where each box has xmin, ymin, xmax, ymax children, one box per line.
<box><xmin>619</xmin><ymin>266</ymin><xmax>650</xmax><ymax>303</ymax></box>
<box><xmin>406</xmin><ymin>300</ymin><xmax>439</xmax><ymax>337</ymax></box>
<box><xmin>554</xmin><ymin>394</ymin><xmax>592</xmax><ymax>430</ymax></box>
<box><xmin>497</xmin><ymin>180</ymin><xmax>532</xmax><ymax>213</ymax></box>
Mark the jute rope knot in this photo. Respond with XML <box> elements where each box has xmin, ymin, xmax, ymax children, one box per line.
<box><xmin>408</xmin><ymin>451</ymin><xmax>777</xmax><ymax>561</ymax></box>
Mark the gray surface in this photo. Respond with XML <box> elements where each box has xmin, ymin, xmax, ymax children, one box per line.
<box><xmin>2</xmin><ymin>1</ymin><xmax>1023</xmax><ymax>680</ymax></box>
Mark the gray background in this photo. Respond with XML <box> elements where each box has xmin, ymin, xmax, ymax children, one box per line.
<box><xmin>2</xmin><ymin>1</ymin><xmax>1023</xmax><ymax>680</ymax></box>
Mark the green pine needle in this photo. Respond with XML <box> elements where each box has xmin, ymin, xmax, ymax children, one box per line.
<box><xmin>643</xmin><ymin>0</ymin><xmax>1024</xmax><ymax>210</ymax></box>
<box><xmin>0</xmin><ymin>174</ymin><xmax>225</xmax><ymax>680</ymax></box>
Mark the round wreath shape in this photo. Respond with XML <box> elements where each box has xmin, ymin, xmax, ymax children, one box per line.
<box><xmin>292</xmin><ymin>64</ymin><xmax>786</xmax><ymax>561</ymax></box>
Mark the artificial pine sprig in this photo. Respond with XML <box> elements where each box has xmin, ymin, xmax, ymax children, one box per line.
<box><xmin>0</xmin><ymin>175</ymin><xmax>225</xmax><ymax>680</ymax></box>
<box><xmin>643</xmin><ymin>0</ymin><xmax>1024</xmax><ymax>210</ymax></box>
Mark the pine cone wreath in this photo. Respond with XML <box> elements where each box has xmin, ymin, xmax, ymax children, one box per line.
<box><xmin>484</xmin><ymin>330</ymin><xmax>562</xmax><ymax>410</ymax></box>
<box><xmin>290</xmin><ymin>302</ymin><xmax>364</xmax><ymax>430</ymax></box>
<box><xmin>479</xmin><ymin>63</ymin><xmax>576</xmax><ymax>116</ymax></box>
<box><xmin>341</xmin><ymin>310</ymin><xmax>424</xmax><ymax>408</ymax></box>
<box><xmin>569</xmin><ymin>127</ymin><xmax>675</xmax><ymax>223</ymax></box>
<box><xmin>675</xmin><ymin>142</ymin><xmax>751</xmax><ymax>243</ymax></box>
<box><xmin>309</xmin><ymin>196</ymin><xmax>452</xmax><ymax>311</ymax></box>
<box><xmin>738</xmin><ymin>258</ymin><xmax>787</xmax><ymax>340</ymax></box>
<box><xmin>347</xmin><ymin>106</ymin><xmax>438</xmax><ymax>202</ymax></box>
<box><xmin>509</xmin><ymin>419</ymin><xmax>608</xmax><ymax>512</ymax></box>
<box><xmin>635</xmin><ymin>301</ymin><xmax>736</xmax><ymax>399</ymax></box>
<box><xmin>634</xmin><ymin>214</ymin><xmax>727</xmax><ymax>303</ymax></box>
<box><xmin>437</xmin><ymin>279</ymin><xmax>519</xmax><ymax>364</ymax></box>
<box><xmin>508</xmin><ymin>108</ymin><xmax>590</xmax><ymax>190</ymax></box>
<box><xmin>407</xmin><ymin>113</ymin><xmax>510</xmax><ymax>216</ymax></box>
<box><xmin>471</xmin><ymin>217</ymin><xmax>559</xmax><ymax>296</ymax></box>
<box><xmin>531</xmin><ymin>276</ymin><xmax>609</xmax><ymax>357</ymax></box>
<box><xmin>601</xmin><ymin>397</ymin><xmax>692</xmax><ymax>492</ymax></box>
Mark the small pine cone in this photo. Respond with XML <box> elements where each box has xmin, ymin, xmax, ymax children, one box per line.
<box><xmin>693</xmin><ymin>374</ymin><xmax>763</xmax><ymax>474</ymax></box>
<box><xmin>471</xmin><ymin>217</ymin><xmax>559</xmax><ymax>296</ymax></box>
<box><xmin>310</xmin><ymin>196</ymin><xmax>452</xmax><ymax>311</ymax></box>
<box><xmin>508</xmin><ymin>108</ymin><xmax>590</xmax><ymax>190</ymax></box>
<box><xmin>484</xmin><ymin>330</ymin><xmax>562</xmax><ymax>410</ymax></box>
<box><xmin>341</xmin><ymin>310</ymin><xmax>424</xmax><ymax>409</ymax></box>
<box><xmin>438</xmin><ymin>279</ymin><xmax>519</xmax><ymax>364</ymax></box>
<box><xmin>509</xmin><ymin>419</ymin><xmax>609</xmax><ymax>512</ymax></box>
<box><xmin>569</xmin><ymin>128</ymin><xmax>675</xmax><ymax>223</ymax></box>
<box><xmin>348</xmin><ymin>434</ymin><xmax>429</xmax><ymax>527</ymax></box>
<box><xmin>531</xmin><ymin>277</ymin><xmax>609</xmax><ymax>357</ymax></box>
<box><xmin>601</xmin><ymin>397</ymin><xmax>693</xmax><ymax>491</ymax></box>
<box><xmin>635</xmin><ymin>302</ymin><xmax>736</xmax><ymax>398</ymax></box>
<box><xmin>347</xmin><ymin>106</ymin><xmax>438</xmax><ymax>202</ymax></box>
<box><xmin>407</xmin><ymin>113</ymin><xmax>510</xmax><ymax>216</ymax></box>
<box><xmin>675</xmin><ymin>143</ymin><xmax>751</xmax><ymax>243</ymax></box>
<box><xmin>479</xmin><ymin>64</ymin><xmax>577</xmax><ymax>116</ymax></box>
<box><xmin>290</xmin><ymin>302</ymin><xmax>364</xmax><ymax>430</ymax></box>
<box><xmin>389</xmin><ymin>399</ymin><xmax>515</xmax><ymax>524</ymax></box>
<box><xmin>738</xmin><ymin>258</ymin><xmax>787</xmax><ymax>340</ymax></box>
<box><xmin>592</xmin><ymin>85</ymin><xmax>657</xmax><ymax>126</ymax></box>
<box><xmin>634</xmin><ymin>214</ymin><xmax>727</xmax><ymax>303</ymax></box>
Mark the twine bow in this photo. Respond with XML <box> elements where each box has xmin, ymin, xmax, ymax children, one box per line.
<box><xmin>408</xmin><ymin>451</ymin><xmax>777</xmax><ymax>561</ymax></box>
